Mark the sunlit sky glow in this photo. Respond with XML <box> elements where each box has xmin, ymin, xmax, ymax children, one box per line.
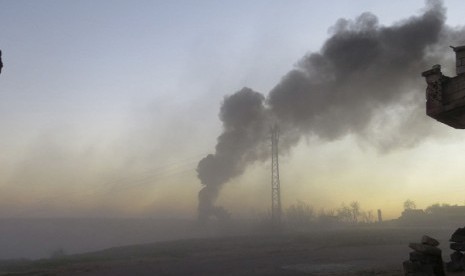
<box><xmin>1</xmin><ymin>0</ymin><xmax>465</xmax><ymax>220</ymax></box>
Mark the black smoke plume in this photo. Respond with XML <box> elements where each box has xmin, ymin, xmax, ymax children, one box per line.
<box><xmin>0</xmin><ymin>50</ymin><xmax>3</xmax><ymax>75</ymax></box>
<box><xmin>197</xmin><ymin>0</ymin><xmax>460</xmax><ymax>221</ymax></box>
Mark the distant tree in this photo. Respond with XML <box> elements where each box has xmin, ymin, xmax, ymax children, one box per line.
<box><xmin>403</xmin><ymin>199</ymin><xmax>416</xmax><ymax>210</ymax></box>
<box><xmin>319</xmin><ymin>208</ymin><xmax>335</xmax><ymax>217</ymax></box>
<box><xmin>350</xmin><ymin>201</ymin><xmax>360</xmax><ymax>223</ymax></box>
<box><xmin>361</xmin><ymin>210</ymin><xmax>374</xmax><ymax>223</ymax></box>
<box><xmin>317</xmin><ymin>208</ymin><xmax>337</xmax><ymax>226</ymax></box>
<box><xmin>286</xmin><ymin>201</ymin><xmax>314</xmax><ymax>229</ymax></box>
<box><xmin>334</xmin><ymin>201</ymin><xmax>372</xmax><ymax>224</ymax></box>
<box><xmin>337</xmin><ymin>204</ymin><xmax>353</xmax><ymax>223</ymax></box>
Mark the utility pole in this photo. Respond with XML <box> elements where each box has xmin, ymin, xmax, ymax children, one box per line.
<box><xmin>271</xmin><ymin>124</ymin><xmax>281</xmax><ymax>228</ymax></box>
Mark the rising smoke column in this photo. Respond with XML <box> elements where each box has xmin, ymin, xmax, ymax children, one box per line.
<box><xmin>197</xmin><ymin>0</ymin><xmax>452</xmax><ymax>221</ymax></box>
<box><xmin>197</xmin><ymin>88</ymin><xmax>269</xmax><ymax>222</ymax></box>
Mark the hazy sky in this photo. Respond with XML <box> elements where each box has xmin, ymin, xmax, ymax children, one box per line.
<box><xmin>1</xmin><ymin>0</ymin><xmax>465</xmax><ymax>220</ymax></box>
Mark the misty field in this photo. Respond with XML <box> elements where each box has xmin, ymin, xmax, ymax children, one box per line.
<box><xmin>0</xmin><ymin>225</ymin><xmax>461</xmax><ymax>276</ymax></box>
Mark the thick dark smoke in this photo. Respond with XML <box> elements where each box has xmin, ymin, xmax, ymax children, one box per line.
<box><xmin>197</xmin><ymin>88</ymin><xmax>269</xmax><ymax>222</ymax></box>
<box><xmin>197</xmin><ymin>0</ymin><xmax>460</xmax><ymax>221</ymax></box>
<box><xmin>0</xmin><ymin>49</ymin><xmax>3</xmax><ymax>75</ymax></box>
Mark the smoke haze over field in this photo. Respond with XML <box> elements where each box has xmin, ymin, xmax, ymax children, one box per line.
<box><xmin>197</xmin><ymin>0</ymin><xmax>465</xmax><ymax>220</ymax></box>
<box><xmin>3</xmin><ymin>0</ymin><xmax>465</xmax><ymax>224</ymax></box>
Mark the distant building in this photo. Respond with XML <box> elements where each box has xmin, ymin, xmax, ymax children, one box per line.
<box><xmin>427</xmin><ymin>205</ymin><xmax>465</xmax><ymax>220</ymax></box>
<box><xmin>399</xmin><ymin>205</ymin><xmax>465</xmax><ymax>226</ymax></box>
<box><xmin>400</xmin><ymin>209</ymin><xmax>426</xmax><ymax>222</ymax></box>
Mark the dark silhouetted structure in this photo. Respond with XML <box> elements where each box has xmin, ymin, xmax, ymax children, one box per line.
<box><xmin>423</xmin><ymin>46</ymin><xmax>465</xmax><ymax>128</ymax></box>
<box><xmin>0</xmin><ymin>50</ymin><xmax>3</xmax><ymax>75</ymax></box>
<box><xmin>403</xmin><ymin>235</ymin><xmax>445</xmax><ymax>275</ymax></box>
<box><xmin>271</xmin><ymin>124</ymin><xmax>281</xmax><ymax>227</ymax></box>
<box><xmin>377</xmin><ymin>209</ymin><xmax>383</xmax><ymax>223</ymax></box>
<box><xmin>447</xmin><ymin>227</ymin><xmax>465</xmax><ymax>272</ymax></box>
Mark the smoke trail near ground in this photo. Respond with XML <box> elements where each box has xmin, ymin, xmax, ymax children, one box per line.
<box><xmin>197</xmin><ymin>0</ymin><xmax>461</xmax><ymax>222</ymax></box>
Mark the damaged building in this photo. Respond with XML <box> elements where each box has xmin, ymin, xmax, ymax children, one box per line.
<box><xmin>423</xmin><ymin>46</ymin><xmax>465</xmax><ymax>128</ymax></box>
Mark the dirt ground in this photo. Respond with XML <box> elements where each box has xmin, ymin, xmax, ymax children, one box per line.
<box><xmin>59</xmin><ymin>228</ymin><xmax>429</xmax><ymax>276</ymax></box>
<box><xmin>3</xmin><ymin>227</ymin><xmax>465</xmax><ymax>276</ymax></box>
<box><xmin>63</xmin><ymin>243</ymin><xmax>407</xmax><ymax>276</ymax></box>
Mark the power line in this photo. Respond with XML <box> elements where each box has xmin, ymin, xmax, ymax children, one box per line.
<box><xmin>4</xmin><ymin>152</ymin><xmax>207</xmax><ymax>217</ymax></box>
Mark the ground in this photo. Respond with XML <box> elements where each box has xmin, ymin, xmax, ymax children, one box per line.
<box><xmin>1</xmin><ymin>226</ymin><xmax>465</xmax><ymax>275</ymax></box>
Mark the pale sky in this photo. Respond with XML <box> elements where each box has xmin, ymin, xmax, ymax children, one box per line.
<box><xmin>1</xmin><ymin>0</ymin><xmax>465</xmax><ymax>220</ymax></box>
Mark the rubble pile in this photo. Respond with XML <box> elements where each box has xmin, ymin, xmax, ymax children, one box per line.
<box><xmin>403</xmin><ymin>235</ymin><xmax>445</xmax><ymax>276</ymax></box>
<box><xmin>446</xmin><ymin>227</ymin><xmax>465</xmax><ymax>272</ymax></box>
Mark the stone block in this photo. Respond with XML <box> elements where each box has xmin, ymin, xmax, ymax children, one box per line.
<box><xmin>410</xmin><ymin>251</ymin><xmax>440</xmax><ymax>263</ymax></box>
<box><xmin>447</xmin><ymin>260</ymin><xmax>463</xmax><ymax>272</ymax></box>
<box><xmin>450</xmin><ymin>227</ymin><xmax>465</xmax><ymax>242</ymax></box>
<box><xmin>450</xmin><ymin>242</ymin><xmax>465</xmax><ymax>251</ymax></box>
<box><xmin>451</xmin><ymin>251</ymin><xmax>463</xmax><ymax>262</ymax></box>
<box><xmin>403</xmin><ymin>260</ymin><xmax>422</xmax><ymax>273</ymax></box>
<box><xmin>409</xmin><ymin>243</ymin><xmax>442</xmax><ymax>256</ymax></box>
<box><xmin>421</xmin><ymin>235</ymin><xmax>440</xmax><ymax>247</ymax></box>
